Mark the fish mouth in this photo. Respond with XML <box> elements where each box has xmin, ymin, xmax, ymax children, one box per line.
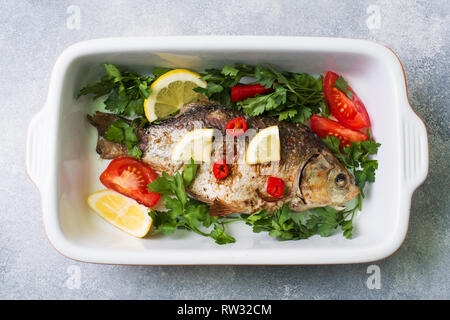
<box><xmin>344</xmin><ymin>183</ymin><xmax>360</xmax><ymax>202</ymax></box>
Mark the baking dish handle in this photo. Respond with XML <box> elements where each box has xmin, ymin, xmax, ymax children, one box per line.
<box><xmin>402</xmin><ymin>109</ymin><xmax>429</xmax><ymax>193</ymax></box>
<box><xmin>26</xmin><ymin>107</ymin><xmax>52</xmax><ymax>192</ymax></box>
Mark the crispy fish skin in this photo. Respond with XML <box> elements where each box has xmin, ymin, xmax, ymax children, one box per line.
<box><xmin>88</xmin><ymin>102</ymin><xmax>359</xmax><ymax>214</ymax></box>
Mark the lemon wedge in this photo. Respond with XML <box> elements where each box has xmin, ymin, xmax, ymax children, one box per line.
<box><xmin>246</xmin><ymin>126</ymin><xmax>280</xmax><ymax>164</ymax></box>
<box><xmin>144</xmin><ymin>69</ymin><xmax>207</xmax><ymax>122</ymax></box>
<box><xmin>171</xmin><ymin>128</ymin><xmax>214</xmax><ymax>162</ymax></box>
<box><xmin>87</xmin><ymin>189</ymin><xmax>152</xmax><ymax>238</ymax></box>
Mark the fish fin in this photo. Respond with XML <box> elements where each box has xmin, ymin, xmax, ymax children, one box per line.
<box><xmin>96</xmin><ymin>137</ymin><xmax>128</xmax><ymax>159</ymax></box>
<box><xmin>209</xmin><ymin>199</ymin><xmax>241</xmax><ymax>216</ymax></box>
<box><xmin>87</xmin><ymin>112</ymin><xmax>122</xmax><ymax>135</ymax></box>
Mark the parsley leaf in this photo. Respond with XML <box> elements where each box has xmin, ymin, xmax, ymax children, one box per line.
<box><xmin>241</xmin><ymin>205</ymin><xmax>356</xmax><ymax>241</ymax></box>
<box><xmin>238</xmin><ymin>86</ymin><xmax>287</xmax><ymax>116</ymax></box>
<box><xmin>104</xmin><ymin>63</ymin><xmax>122</xmax><ymax>79</ymax></box>
<box><xmin>333</xmin><ymin>76</ymin><xmax>353</xmax><ymax>100</ymax></box>
<box><xmin>305</xmin><ymin>206</ymin><xmax>339</xmax><ymax>237</ymax></box>
<box><xmin>194</xmin><ymin>63</ymin><xmax>254</xmax><ymax>106</ymax></box>
<box><xmin>103</xmin><ymin>119</ymin><xmax>142</xmax><ymax>159</ymax></box>
<box><xmin>221</xmin><ymin>65</ymin><xmax>240</xmax><ymax>77</ymax></box>
<box><xmin>152</xmin><ymin>67</ymin><xmax>172</xmax><ymax>78</ymax></box>
<box><xmin>210</xmin><ymin>224</ymin><xmax>236</xmax><ymax>245</ymax></box>
<box><xmin>76</xmin><ymin>78</ymin><xmax>114</xmax><ymax>100</ymax></box>
<box><xmin>128</xmin><ymin>146</ymin><xmax>142</xmax><ymax>159</ymax></box>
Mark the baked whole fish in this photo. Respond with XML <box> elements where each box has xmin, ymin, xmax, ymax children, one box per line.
<box><xmin>88</xmin><ymin>102</ymin><xmax>359</xmax><ymax>215</ymax></box>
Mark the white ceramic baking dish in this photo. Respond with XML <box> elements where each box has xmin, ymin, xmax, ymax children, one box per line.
<box><xmin>26</xmin><ymin>36</ymin><xmax>428</xmax><ymax>265</ymax></box>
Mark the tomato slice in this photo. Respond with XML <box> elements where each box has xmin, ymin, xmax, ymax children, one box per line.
<box><xmin>310</xmin><ymin>115</ymin><xmax>368</xmax><ymax>148</ymax></box>
<box><xmin>213</xmin><ymin>160</ymin><xmax>229</xmax><ymax>179</ymax></box>
<box><xmin>323</xmin><ymin>71</ymin><xmax>371</xmax><ymax>129</ymax></box>
<box><xmin>226</xmin><ymin>117</ymin><xmax>248</xmax><ymax>137</ymax></box>
<box><xmin>267</xmin><ymin>176</ymin><xmax>285</xmax><ymax>198</ymax></box>
<box><xmin>100</xmin><ymin>157</ymin><xmax>161</xmax><ymax>208</ymax></box>
<box><xmin>231</xmin><ymin>84</ymin><xmax>272</xmax><ymax>102</ymax></box>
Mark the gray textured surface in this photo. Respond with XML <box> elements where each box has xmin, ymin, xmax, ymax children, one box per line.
<box><xmin>0</xmin><ymin>0</ymin><xmax>449</xmax><ymax>299</ymax></box>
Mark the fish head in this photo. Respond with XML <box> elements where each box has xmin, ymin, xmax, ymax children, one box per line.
<box><xmin>298</xmin><ymin>153</ymin><xmax>359</xmax><ymax>207</ymax></box>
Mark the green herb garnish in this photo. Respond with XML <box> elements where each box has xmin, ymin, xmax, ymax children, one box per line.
<box><xmin>194</xmin><ymin>64</ymin><xmax>255</xmax><ymax>106</ymax></box>
<box><xmin>103</xmin><ymin>119</ymin><xmax>142</xmax><ymax>159</ymax></box>
<box><xmin>240</xmin><ymin>204</ymin><xmax>358</xmax><ymax>240</ymax></box>
<box><xmin>195</xmin><ymin>64</ymin><xmax>326</xmax><ymax>123</ymax></box>
<box><xmin>151</xmin><ymin>67</ymin><xmax>173</xmax><ymax>78</ymax></box>
<box><xmin>77</xmin><ymin>63</ymin><xmax>154</xmax><ymax>117</ymax></box>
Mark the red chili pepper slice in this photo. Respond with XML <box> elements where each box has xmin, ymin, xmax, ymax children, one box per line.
<box><xmin>213</xmin><ymin>160</ymin><xmax>229</xmax><ymax>179</ymax></box>
<box><xmin>225</xmin><ymin>117</ymin><xmax>248</xmax><ymax>137</ymax></box>
<box><xmin>267</xmin><ymin>176</ymin><xmax>285</xmax><ymax>198</ymax></box>
<box><xmin>231</xmin><ymin>84</ymin><xmax>273</xmax><ymax>102</ymax></box>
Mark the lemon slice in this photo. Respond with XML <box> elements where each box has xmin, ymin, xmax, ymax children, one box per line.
<box><xmin>144</xmin><ymin>69</ymin><xmax>207</xmax><ymax>122</ymax></box>
<box><xmin>87</xmin><ymin>189</ymin><xmax>152</xmax><ymax>238</ymax></box>
<box><xmin>171</xmin><ymin>128</ymin><xmax>214</xmax><ymax>162</ymax></box>
<box><xmin>246</xmin><ymin>126</ymin><xmax>280</xmax><ymax>164</ymax></box>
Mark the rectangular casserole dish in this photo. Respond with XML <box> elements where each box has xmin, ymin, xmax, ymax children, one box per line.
<box><xmin>26</xmin><ymin>36</ymin><xmax>428</xmax><ymax>265</ymax></box>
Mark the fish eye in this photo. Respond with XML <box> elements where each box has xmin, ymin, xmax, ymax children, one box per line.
<box><xmin>335</xmin><ymin>173</ymin><xmax>347</xmax><ymax>188</ymax></box>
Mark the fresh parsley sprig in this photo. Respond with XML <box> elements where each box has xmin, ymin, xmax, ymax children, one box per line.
<box><xmin>103</xmin><ymin>119</ymin><xmax>142</xmax><ymax>159</ymax></box>
<box><xmin>251</xmin><ymin>65</ymin><xmax>328</xmax><ymax>121</ymax></box>
<box><xmin>194</xmin><ymin>64</ymin><xmax>255</xmax><ymax>106</ymax></box>
<box><xmin>240</xmin><ymin>204</ymin><xmax>358</xmax><ymax>240</ymax></box>
<box><xmin>194</xmin><ymin>64</ymin><xmax>327</xmax><ymax>123</ymax></box>
<box><xmin>77</xmin><ymin>63</ymin><xmax>154</xmax><ymax>117</ymax></box>
<box><xmin>147</xmin><ymin>159</ymin><xmax>236</xmax><ymax>245</ymax></box>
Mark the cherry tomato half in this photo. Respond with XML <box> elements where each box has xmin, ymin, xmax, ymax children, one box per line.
<box><xmin>310</xmin><ymin>115</ymin><xmax>368</xmax><ymax>149</ymax></box>
<box><xmin>213</xmin><ymin>160</ymin><xmax>229</xmax><ymax>179</ymax></box>
<box><xmin>267</xmin><ymin>176</ymin><xmax>285</xmax><ymax>198</ymax></box>
<box><xmin>323</xmin><ymin>71</ymin><xmax>371</xmax><ymax>130</ymax></box>
<box><xmin>226</xmin><ymin>117</ymin><xmax>248</xmax><ymax>137</ymax></box>
<box><xmin>100</xmin><ymin>156</ymin><xmax>161</xmax><ymax>208</ymax></box>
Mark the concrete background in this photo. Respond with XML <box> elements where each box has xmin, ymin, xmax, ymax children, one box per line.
<box><xmin>0</xmin><ymin>0</ymin><xmax>448</xmax><ymax>299</ymax></box>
